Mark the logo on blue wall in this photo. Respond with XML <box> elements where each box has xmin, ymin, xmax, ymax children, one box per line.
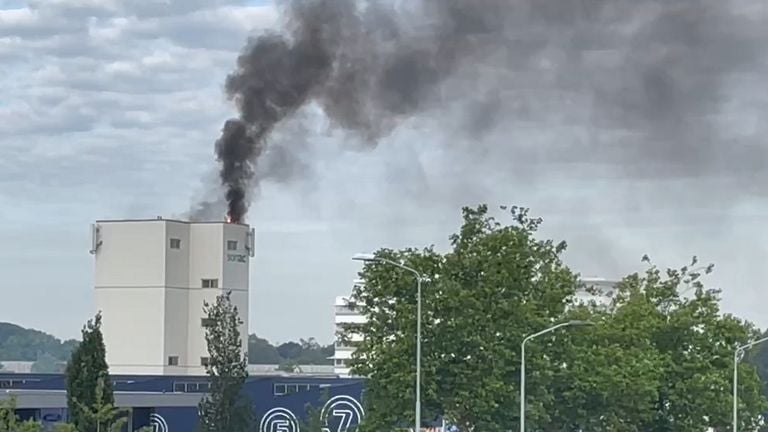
<box><xmin>257</xmin><ymin>396</ymin><xmax>365</xmax><ymax>432</ymax></box>
<box><xmin>149</xmin><ymin>413</ymin><xmax>169</xmax><ymax>432</ymax></box>
<box><xmin>320</xmin><ymin>395</ymin><xmax>365</xmax><ymax>432</ymax></box>
<box><xmin>259</xmin><ymin>407</ymin><xmax>300</xmax><ymax>432</ymax></box>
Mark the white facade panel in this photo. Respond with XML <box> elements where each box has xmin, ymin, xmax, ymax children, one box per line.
<box><xmin>94</xmin><ymin>221</ymin><xmax>166</xmax><ymax>287</ymax></box>
<box><xmin>188</xmin><ymin>224</ymin><xmax>224</xmax><ymax>288</ymax></box>
<box><xmin>95</xmin><ymin>287</ymin><xmax>165</xmax><ymax>373</ymax></box>
<box><xmin>92</xmin><ymin>218</ymin><xmax>251</xmax><ymax>376</ymax></box>
<box><xmin>163</xmin><ymin>287</ymin><xmax>190</xmax><ymax>373</ymax></box>
<box><xmin>164</xmin><ymin>221</ymin><xmax>191</xmax><ymax>288</ymax></box>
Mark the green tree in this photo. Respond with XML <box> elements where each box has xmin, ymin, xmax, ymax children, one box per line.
<box><xmin>349</xmin><ymin>204</ymin><xmax>768</xmax><ymax>432</ymax></box>
<box><xmin>247</xmin><ymin>335</ymin><xmax>282</xmax><ymax>364</ymax></box>
<box><xmin>540</xmin><ymin>257</ymin><xmax>768</xmax><ymax>431</ymax></box>
<box><xmin>0</xmin><ymin>323</ymin><xmax>78</xmax><ymax>363</ymax></box>
<box><xmin>349</xmin><ymin>205</ymin><xmax>580</xmax><ymax>432</ymax></box>
<box><xmin>67</xmin><ymin>377</ymin><xmax>128</xmax><ymax>432</ymax></box>
<box><xmin>65</xmin><ymin>312</ymin><xmax>113</xmax><ymax>432</ymax></box>
<box><xmin>198</xmin><ymin>291</ymin><xmax>253</xmax><ymax>432</ymax></box>
<box><xmin>0</xmin><ymin>397</ymin><xmax>43</xmax><ymax>432</ymax></box>
<box><xmin>248</xmin><ymin>335</ymin><xmax>333</xmax><ymax>365</ymax></box>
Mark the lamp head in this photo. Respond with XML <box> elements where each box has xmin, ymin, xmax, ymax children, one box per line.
<box><xmin>352</xmin><ymin>253</ymin><xmax>377</xmax><ymax>262</ymax></box>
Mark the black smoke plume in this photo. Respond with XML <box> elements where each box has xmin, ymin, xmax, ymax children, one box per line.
<box><xmin>212</xmin><ymin>0</ymin><xmax>768</xmax><ymax>223</ymax></box>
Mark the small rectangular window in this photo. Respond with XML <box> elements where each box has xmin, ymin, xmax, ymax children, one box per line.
<box><xmin>227</xmin><ymin>240</ymin><xmax>238</xmax><ymax>251</ymax></box>
<box><xmin>173</xmin><ymin>382</ymin><xmax>185</xmax><ymax>392</ymax></box>
<box><xmin>167</xmin><ymin>356</ymin><xmax>179</xmax><ymax>366</ymax></box>
<box><xmin>201</xmin><ymin>318</ymin><xmax>215</xmax><ymax>327</ymax></box>
<box><xmin>170</xmin><ymin>238</ymin><xmax>181</xmax><ymax>249</ymax></box>
<box><xmin>201</xmin><ymin>279</ymin><xmax>219</xmax><ymax>288</ymax></box>
<box><xmin>274</xmin><ymin>384</ymin><xmax>287</xmax><ymax>395</ymax></box>
<box><xmin>201</xmin><ymin>357</ymin><xmax>210</xmax><ymax>366</ymax></box>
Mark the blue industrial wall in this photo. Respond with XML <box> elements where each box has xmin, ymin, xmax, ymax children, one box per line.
<box><xmin>1</xmin><ymin>373</ymin><xmax>365</xmax><ymax>431</ymax></box>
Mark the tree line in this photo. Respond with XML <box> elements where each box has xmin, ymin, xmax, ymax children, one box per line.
<box><xmin>0</xmin><ymin>325</ymin><xmax>333</xmax><ymax>374</ymax></box>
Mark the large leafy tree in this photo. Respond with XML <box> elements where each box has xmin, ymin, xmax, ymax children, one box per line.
<box><xmin>348</xmin><ymin>205</ymin><xmax>580</xmax><ymax>431</ymax></box>
<box><xmin>348</xmin><ymin>204</ymin><xmax>767</xmax><ymax>431</ymax></box>
<box><xmin>547</xmin><ymin>257</ymin><xmax>767</xmax><ymax>431</ymax></box>
<box><xmin>65</xmin><ymin>312</ymin><xmax>113</xmax><ymax>432</ymax></box>
<box><xmin>198</xmin><ymin>291</ymin><xmax>253</xmax><ymax>432</ymax></box>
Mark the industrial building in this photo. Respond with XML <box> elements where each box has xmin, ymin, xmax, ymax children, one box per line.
<box><xmin>90</xmin><ymin>218</ymin><xmax>254</xmax><ymax>375</ymax></box>
<box><xmin>577</xmin><ymin>277</ymin><xmax>619</xmax><ymax>308</ymax></box>
<box><xmin>0</xmin><ymin>373</ymin><xmax>364</xmax><ymax>431</ymax></box>
<box><xmin>332</xmin><ymin>279</ymin><xmax>366</xmax><ymax>377</ymax></box>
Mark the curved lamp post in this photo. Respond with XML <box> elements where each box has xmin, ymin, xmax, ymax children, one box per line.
<box><xmin>733</xmin><ymin>335</ymin><xmax>768</xmax><ymax>432</ymax></box>
<box><xmin>520</xmin><ymin>320</ymin><xmax>593</xmax><ymax>432</ymax></box>
<box><xmin>353</xmin><ymin>253</ymin><xmax>425</xmax><ymax>432</ymax></box>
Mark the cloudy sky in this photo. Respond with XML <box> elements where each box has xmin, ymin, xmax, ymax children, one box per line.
<box><xmin>1</xmin><ymin>0</ymin><xmax>767</xmax><ymax>345</ymax></box>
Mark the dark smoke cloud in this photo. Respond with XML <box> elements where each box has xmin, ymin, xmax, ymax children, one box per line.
<box><xmin>206</xmin><ymin>0</ymin><xmax>768</xmax><ymax>223</ymax></box>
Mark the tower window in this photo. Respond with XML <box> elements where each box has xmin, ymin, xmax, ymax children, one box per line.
<box><xmin>201</xmin><ymin>357</ymin><xmax>210</xmax><ymax>366</ymax></box>
<box><xmin>227</xmin><ymin>240</ymin><xmax>238</xmax><ymax>251</ymax></box>
<box><xmin>170</xmin><ymin>238</ymin><xmax>181</xmax><ymax>249</ymax></box>
<box><xmin>201</xmin><ymin>318</ymin><xmax>215</xmax><ymax>327</ymax></box>
<box><xmin>202</xmin><ymin>279</ymin><xmax>218</xmax><ymax>288</ymax></box>
<box><xmin>167</xmin><ymin>356</ymin><xmax>179</xmax><ymax>366</ymax></box>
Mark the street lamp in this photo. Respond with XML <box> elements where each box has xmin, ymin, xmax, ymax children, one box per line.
<box><xmin>732</xmin><ymin>335</ymin><xmax>768</xmax><ymax>432</ymax></box>
<box><xmin>353</xmin><ymin>252</ymin><xmax>425</xmax><ymax>432</ymax></box>
<box><xmin>520</xmin><ymin>320</ymin><xmax>593</xmax><ymax>432</ymax></box>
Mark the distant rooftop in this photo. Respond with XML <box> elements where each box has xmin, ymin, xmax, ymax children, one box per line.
<box><xmin>246</xmin><ymin>364</ymin><xmax>335</xmax><ymax>376</ymax></box>
<box><xmin>0</xmin><ymin>362</ymin><xmax>334</xmax><ymax>376</ymax></box>
<box><xmin>95</xmin><ymin>217</ymin><xmax>249</xmax><ymax>227</ymax></box>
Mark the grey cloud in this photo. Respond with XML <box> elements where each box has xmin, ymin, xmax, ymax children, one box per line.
<box><xmin>0</xmin><ymin>6</ymin><xmax>83</xmax><ymax>39</ymax></box>
<box><xmin>124</xmin><ymin>6</ymin><xmax>277</xmax><ymax>50</ymax></box>
<box><xmin>111</xmin><ymin>0</ymin><xmax>251</xmax><ymax>19</ymax></box>
<box><xmin>24</xmin><ymin>0</ymin><xmax>248</xmax><ymax>19</ymax></box>
<box><xmin>2</xmin><ymin>0</ymin><xmax>768</xmax><ymax>343</ymax></box>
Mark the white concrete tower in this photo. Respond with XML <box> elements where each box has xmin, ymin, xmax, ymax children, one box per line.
<box><xmin>332</xmin><ymin>279</ymin><xmax>367</xmax><ymax>377</ymax></box>
<box><xmin>90</xmin><ymin>218</ymin><xmax>254</xmax><ymax>376</ymax></box>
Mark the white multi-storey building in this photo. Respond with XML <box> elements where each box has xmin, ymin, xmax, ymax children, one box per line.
<box><xmin>577</xmin><ymin>277</ymin><xmax>619</xmax><ymax>308</ymax></box>
<box><xmin>90</xmin><ymin>218</ymin><xmax>254</xmax><ymax>376</ymax></box>
<box><xmin>332</xmin><ymin>280</ymin><xmax>366</xmax><ymax>377</ymax></box>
